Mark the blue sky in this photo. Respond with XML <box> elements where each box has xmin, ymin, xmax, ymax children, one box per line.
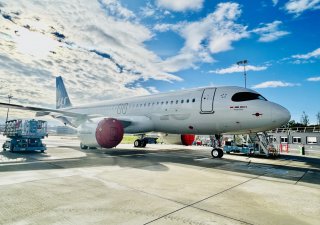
<box><xmin>0</xmin><ymin>0</ymin><xmax>319</xmax><ymax>124</ymax></box>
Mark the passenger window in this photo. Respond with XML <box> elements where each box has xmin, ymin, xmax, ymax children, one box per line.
<box><xmin>166</xmin><ymin>101</ymin><xmax>168</xmax><ymax>104</ymax></box>
<box><xmin>181</xmin><ymin>100</ymin><xmax>184</xmax><ymax>103</ymax></box>
<box><xmin>192</xmin><ymin>98</ymin><xmax>195</xmax><ymax>103</ymax></box>
<box><xmin>187</xmin><ymin>99</ymin><xmax>189</xmax><ymax>103</ymax></box>
<box><xmin>231</xmin><ymin>92</ymin><xmax>267</xmax><ymax>102</ymax></box>
<box><xmin>176</xmin><ymin>100</ymin><xmax>178</xmax><ymax>104</ymax></box>
<box><xmin>171</xmin><ymin>101</ymin><xmax>173</xmax><ymax>104</ymax></box>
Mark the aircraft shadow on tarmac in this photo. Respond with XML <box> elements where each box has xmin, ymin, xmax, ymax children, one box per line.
<box><xmin>0</xmin><ymin>147</ymin><xmax>319</xmax><ymax>186</ymax></box>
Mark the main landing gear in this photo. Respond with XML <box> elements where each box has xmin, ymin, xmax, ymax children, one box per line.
<box><xmin>134</xmin><ymin>138</ymin><xmax>147</xmax><ymax>148</ymax></box>
<box><xmin>80</xmin><ymin>142</ymin><xmax>88</xmax><ymax>149</ymax></box>
<box><xmin>211</xmin><ymin>148</ymin><xmax>224</xmax><ymax>158</ymax></box>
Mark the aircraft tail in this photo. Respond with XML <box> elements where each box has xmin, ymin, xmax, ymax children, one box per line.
<box><xmin>56</xmin><ymin>76</ymin><xmax>72</xmax><ymax>109</ymax></box>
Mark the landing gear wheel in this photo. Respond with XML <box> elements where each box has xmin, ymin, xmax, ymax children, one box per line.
<box><xmin>41</xmin><ymin>150</ymin><xmax>44</xmax><ymax>153</ymax></box>
<box><xmin>211</xmin><ymin>148</ymin><xmax>223</xmax><ymax>158</ymax></box>
<box><xmin>141</xmin><ymin>139</ymin><xmax>147</xmax><ymax>147</ymax></box>
<box><xmin>134</xmin><ymin>139</ymin><xmax>141</xmax><ymax>147</ymax></box>
<box><xmin>80</xmin><ymin>143</ymin><xmax>88</xmax><ymax>150</ymax></box>
<box><xmin>134</xmin><ymin>139</ymin><xmax>147</xmax><ymax>148</ymax></box>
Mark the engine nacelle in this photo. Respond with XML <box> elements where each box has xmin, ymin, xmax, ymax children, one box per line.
<box><xmin>78</xmin><ymin>118</ymin><xmax>124</xmax><ymax>148</ymax></box>
<box><xmin>181</xmin><ymin>134</ymin><xmax>195</xmax><ymax>146</ymax></box>
<box><xmin>161</xmin><ymin>133</ymin><xmax>195</xmax><ymax>146</ymax></box>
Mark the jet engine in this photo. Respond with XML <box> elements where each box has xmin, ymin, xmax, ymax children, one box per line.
<box><xmin>161</xmin><ymin>133</ymin><xmax>195</xmax><ymax>146</ymax></box>
<box><xmin>78</xmin><ymin>118</ymin><xmax>124</xmax><ymax>148</ymax></box>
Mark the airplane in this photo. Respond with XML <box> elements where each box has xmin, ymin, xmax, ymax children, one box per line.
<box><xmin>0</xmin><ymin>76</ymin><xmax>290</xmax><ymax>158</ymax></box>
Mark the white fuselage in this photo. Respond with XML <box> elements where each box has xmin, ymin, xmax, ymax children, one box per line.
<box><xmin>63</xmin><ymin>86</ymin><xmax>290</xmax><ymax>135</ymax></box>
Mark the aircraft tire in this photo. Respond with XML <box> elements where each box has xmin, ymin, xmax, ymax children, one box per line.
<box><xmin>80</xmin><ymin>143</ymin><xmax>88</xmax><ymax>150</ymax></box>
<box><xmin>211</xmin><ymin>148</ymin><xmax>223</xmax><ymax>158</ymax></box>
<box><xmin>141</xmin><ymin>139</ymin><xmax>147</xmax><ymax>147</ymax></box>
<box><xmin>218</xmin><ymin>149</ymin><xmax>224</xmax><ymax>158</ymax></box>
<box><xmin>134</xmin><ymin>139</ymin><xmax>141</xmax><ymax>147</ymax></box>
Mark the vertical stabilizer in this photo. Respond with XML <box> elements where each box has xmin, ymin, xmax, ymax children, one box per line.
<box><xmin>56</xmin><ymin>76</ymin><xmax>72</xmax><ymax>109</ymax></box>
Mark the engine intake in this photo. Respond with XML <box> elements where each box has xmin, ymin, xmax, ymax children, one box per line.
<box><xmin>181</xmin><ymin>134</ymin><xmax>195</xmax><ymax>146</ymax></box>
<box><xmin>95</xmin><ymin>118</ymin><xmax>124</xmax><ymax>148</ymax></box>
<box><xmin>162</xmin><ymin>133</ymin><xmax>195</xmax><ymax>146</ymax></box>
<box><xmin>78</xmin><ymin>118</ymin><xmax>124</xmax><ymax>148</ymax></box>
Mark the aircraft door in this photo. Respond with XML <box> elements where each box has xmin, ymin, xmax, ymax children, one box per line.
<box><xmin>200</xmin><ymin>88</ymin><xmax>216</xmax><ymax>114</ymax></box>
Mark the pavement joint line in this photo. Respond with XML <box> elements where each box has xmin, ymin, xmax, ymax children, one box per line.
<box><xmin>144</xmin><ymin>174</ymin><xmax>263</xmax><ymax>225</ymax></box>
<box><xmin>295</xmin><ymin>169</ymin><xmax>309</xmax><ymax>185</ymax></box>
<box><xmin>190</xmin><ymin>206</ymin><xmax>254</xmax><ymax>225</ymax></box>
<box><xmin>92</xmin><ymin>176</ymin><xmax>253</xmax><ymax>225</ymax></box>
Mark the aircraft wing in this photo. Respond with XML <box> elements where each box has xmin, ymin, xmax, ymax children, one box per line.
<box><xmin>0</xmin><ymin>102</ymin><xmax>133</xmax><ymax>128</ymax></box>
<box><xmin>0</xmin><ymin>102</ymin><xmax>86</xmax><ymax>118</ymax></box>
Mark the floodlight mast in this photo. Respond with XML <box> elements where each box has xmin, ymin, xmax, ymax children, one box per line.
<box><xmin>237</xmin><ymin>60</ymin><xmax>248</xmax><ymax>88</ymax></box>
<box><xmin>4</xmin><ymin>94</ymin><xmax>13</xmax><ymax>133</ymax></box>
<box><xmin>5</xmin><ymin>94</ymin><xmax>13</xmax><ymax>123</ymax></box>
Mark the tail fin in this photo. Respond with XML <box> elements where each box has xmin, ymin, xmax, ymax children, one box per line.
<box><xmin>56</xmin><ymin>76</ymin><xmax>72</xmax><ymax>109</ymax></box>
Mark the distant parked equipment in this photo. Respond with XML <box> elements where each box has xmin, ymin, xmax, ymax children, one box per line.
<box><xmin>223</xmin><ymin>132</ymin><xmax>279</xmax><ymax>158</ymax></box>
<box><xmin>2</xmin><ymin>119</ymin><xmax>48</xmax><ymax>152</ymax></box>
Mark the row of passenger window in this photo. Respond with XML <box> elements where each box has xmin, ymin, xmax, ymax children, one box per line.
<box><xmin>130</xmin><ymin>98</ymin><xmax>196</xmax><ymax>108</ymax></box>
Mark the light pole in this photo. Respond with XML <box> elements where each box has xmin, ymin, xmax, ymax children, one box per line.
<box><xmin>4</xmin><ymin>94</ymin><xmax>13</xmax><ymax>134</ymax></box>
<box><xmin>237</xmin><ymin>60</ymin><xmax>248</xmax><ymax>88</ymax></box>
<box><xmin>5</xmin><ymin>94</ymin><xmax>13</xmax><ymax>123</ymax></box>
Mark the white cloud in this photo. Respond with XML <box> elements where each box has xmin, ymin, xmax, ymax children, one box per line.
<box><xmin>147</xmin><ymin>86</ymin><xmax>160</xmax><ymax>93</ymax></box>
<box><xmin>100</xmin><ymin>0</ymin><xmax>136</xmax><ymax>20</ymax></box>
<box><xmin>272</xmin><ymin>0</ymin><xmax>279</xmax><ymax>6</ymax></box>
<box><xmin>210</xmin><ymin>64</ymin><xmax>267</xmax><ymax>74</ymax></box>
<box><xmin>156</xmin><ymin>0</ymin><xmax>204</xmax><ymax>12</ymax></box>
<box><xmin>153</xmin><ymin>23</ymin><xmax>183</xmax><ymax>32</ymax></box>
<box><xmin>284</xmin><ymin>0</ymin><xmax>320</xmax><ymax>15</ymax></box>
<box><xmin>252</xmin><ymin>21</ymin><xmax>290</xmax><ymax>42</ymax></box>
<box><xmin>0</xmin><ymin>0</ymin><xmax>184</xmax><ymax>120</ymax></box>
<box><xmin>292</xmin><ymin>48</ymin><xmax>320</xmax><ymax>59</ymax></box>
<box><xmin>252</xmin><ymin>81</ymin><xmax>300</xmax><ymax>89</ymax></box>
<box><xmin>307</xmin><ymin>76</ymin><xmax>320</xmax><ymax>81</ymax></box>
<box><xmin>140</xmin><ymin>2</ymin><xmax>156</xmax><ymax>17</ymax></box>
<box><xmin>156</xmin><ymin>2</ymin><xmax>249</xmax><ymax>72</ymax></box>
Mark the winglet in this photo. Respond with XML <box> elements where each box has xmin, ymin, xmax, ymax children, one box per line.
<box><xmin>56</xmin><ymin>76</ymin><xmax>72</xmax><ymax>109</ymax></box>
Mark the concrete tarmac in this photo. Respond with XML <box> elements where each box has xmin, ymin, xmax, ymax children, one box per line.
<box><xmin>0</xmin><ymin>136</ymin><xmax>319</xmax><ymax>225</ymax></box>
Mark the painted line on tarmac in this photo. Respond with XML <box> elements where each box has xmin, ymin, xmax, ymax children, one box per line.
<box><xmin>193</xmin><ymin>157</ymin><xmax>210</xmax><ymax>161</ymax></box>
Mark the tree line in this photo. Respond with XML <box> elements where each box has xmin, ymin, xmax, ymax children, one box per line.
<box><xmin>284</xmin><ymin>111</ymin><xmax>320</xmax><ymax>128</ymax></box>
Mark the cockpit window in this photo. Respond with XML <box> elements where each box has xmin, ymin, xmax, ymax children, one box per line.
<box><xmin>231</xmin><ymin>92</ymin><xmax>267</xmax><ymax>102</ymax></box>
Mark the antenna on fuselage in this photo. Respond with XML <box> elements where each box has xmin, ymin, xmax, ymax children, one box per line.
<box><xmin>237</xmin><ymin>60</ymin><xmax>248</xmax><ymax>88</ymax></box>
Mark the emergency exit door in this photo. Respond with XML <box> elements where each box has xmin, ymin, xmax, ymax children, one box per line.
<box><xmin>200</xmin><ymin>88</ymin><xmax>216</xmax><ymax>113</ymax></box>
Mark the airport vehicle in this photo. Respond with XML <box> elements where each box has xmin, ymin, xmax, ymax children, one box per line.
<box><xmin>2</xmin><ymin>119</ymin><xmax>47</xmax><ymax>152</ymax></box>
<box><xmin>223</xmin><ymin>141</ymin><xmax>279</xmax><ymax>157</ymax></box>
<box><xmin>223</xmin><ymin>136</ymin><xmax>278</xmax><ymax>157</ymax></box>
<box><xmin>224</xmin><ymin>142</ymin><xmax>253</xmax><ymax>155</ymax></box>
<box><xmin>0</xmin><ymin>76</ymin><xmax>290</xmax><ymax>158</ymax></box>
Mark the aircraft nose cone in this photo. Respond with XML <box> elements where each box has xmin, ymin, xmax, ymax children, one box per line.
<box><xmin>272</xmin><ymin>105</ymin><xmax>291</xmax><ymax>126</ymax></box>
